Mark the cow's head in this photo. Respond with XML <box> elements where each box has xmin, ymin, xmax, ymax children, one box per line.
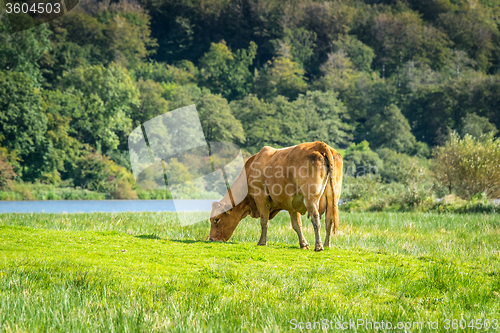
<box><xmin>209</xmin><ymin>201</ymin><xmax>240</xmax><ymax>242</ymax></box>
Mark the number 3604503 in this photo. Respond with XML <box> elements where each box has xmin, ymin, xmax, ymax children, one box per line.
<box><xmin>5</xmin><ymin>2</ymin><xmax>61</xmax><ymax>14</ymax></box>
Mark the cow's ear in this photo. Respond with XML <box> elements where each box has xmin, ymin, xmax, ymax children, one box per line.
<box><xmin>223</xmin><ymin>202</ymin><xmax>233</xmax><ymax>214</ymax></box>
<box><xmin>212</xmin><ymin>201</ymin><xmax>221</xmax><ymax>210</ymax></box>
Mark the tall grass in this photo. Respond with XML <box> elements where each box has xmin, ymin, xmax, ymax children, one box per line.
<box><xmin>2</xmin><ymin>211</ymin><xmax>498</xmax><ymax>262</ymax></box>
<box><xmin>0</xmin><ymin>212</ymin><xmax>499</xmax><ymax>332</ymax></box>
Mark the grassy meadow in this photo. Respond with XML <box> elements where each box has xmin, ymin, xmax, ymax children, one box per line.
<box><xmin>0</xmin><ymin>211</ymin><xmax>499</xmax><ymax>332</ymax></box>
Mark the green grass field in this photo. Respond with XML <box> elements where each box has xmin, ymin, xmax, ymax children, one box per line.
<box><xmin>0</xmin><ymin>211</ymin><xmax>499</xmax><ymax>332</ymax></box>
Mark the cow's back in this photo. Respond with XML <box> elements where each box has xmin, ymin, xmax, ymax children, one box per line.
<box><xmin>245</xmin><ymin>142</ymin><xmax>334</xmax><ymax>215</ymax></box>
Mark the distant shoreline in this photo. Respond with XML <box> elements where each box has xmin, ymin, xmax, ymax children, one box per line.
<box><xmin>0</xmin><ymin>199</ymin><xmax>217</xmax><ymax>213</ymax></box>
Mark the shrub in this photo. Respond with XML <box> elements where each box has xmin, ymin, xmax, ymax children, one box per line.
<box><xmin>460</xmin><ymin>113</ymin><xmax>498</xmax><ymax>139</ymax></box>
<box><xmin>341</xmin><ymin>174</ymin><xmax>379</xmax><ymax>200</ymax></box>
<box><xmin>72</xmin><ymin>152</ymin><xmax>114</xmax><ymax>193</ymax></box>
<box><xmin>396</xmin><ymin>155</ymin><xmax>433</xmax><ymax>209</ymax></box>
<box><xmin>433</xmin><ymin>193</ymin><xmax>498</xmax><ymax>213</ymax></box>
<box><xmin>377</xmin><ymin>148</ymin><xmax>428</xmax><ymax>183</ymax></box>
<box><xmin>343</xmin><ymin>141</ymin><xmax>382</xmax><ymax>177</ymax></box>
<box><xmin>433</xmin><ymin>133</ymin><xmax>500</xmax><ymax>199</ymax></box>
<box><xmin>340</xmin><ymin>180</ymin><xmax>405</xmax><ymax>212</ymax></box>
<box><xmin>0</xmin><ymin>182</ymin><xmax>109</xmax><ymax>200</ymax></box>
<box><xmin>341</xmin><ymin>163</ymin><xmax>434</xmax><ymax>212</ymax></box>
<box><xmin>137</xmin><ymin>189</ymin><xmax>172</xmax><ymax>200</ymax></box>
<box><xmin>0</xmin><ymin>147</ymin><xmax>18</xmax><ymax>190</ymax></box>
<box><xmin>71</xmin><ymin>149</ymin><xmax>138</xmax><ymax>199</ymax></box>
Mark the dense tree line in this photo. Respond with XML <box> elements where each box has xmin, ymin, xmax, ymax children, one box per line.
<box><xmin>1</xmin><ymin>0</ymin><xmax>499</xmax><ymax>197</ymax></box>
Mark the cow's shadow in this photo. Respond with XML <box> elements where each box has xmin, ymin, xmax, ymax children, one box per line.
<box><xmin>170</xmin><ymin>239</ymin><xmax>207</xmax><ymax>244</ymax></box>
<box><xmin>170</xmin><ymin>239</ymin><xmax>238</xmax><ymax>245</ymax></box>
<box><xmin>134</xmin><ymin>235</ymin><xmax>241</xmax><ymax>245</ymax></box>
<box><xmin>135</xmin><ymin>234</ymin><xmax>162</xmax><ymax>240</ymax></box>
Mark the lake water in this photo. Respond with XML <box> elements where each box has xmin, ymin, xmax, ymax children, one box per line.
<box><xmin>0</xmin><ymin>200</ymin><xmax>216</xmax><ymax>214</ymax></box>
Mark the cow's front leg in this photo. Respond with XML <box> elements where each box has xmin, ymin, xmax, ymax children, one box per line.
<box><xmin>307</xmin><ymin>203</ymin><xmax>324</xmax><ymax>252</ymax></box>
<box><xmin>290</xmin><ymin>212</ymin><xmax>309</xmax><ymax>249</ymax></box>
<box><xmin>257</xmin><ymin>216</ymin><xmax>269</xmax><ymax>246</ymax></box>
<box><xmin>255</xmin><ymin>198</ymin><xmax>270</xmax><ymax>246</ymax></box>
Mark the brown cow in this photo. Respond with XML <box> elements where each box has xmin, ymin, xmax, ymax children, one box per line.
<box><xmin>209</xmin><ymin>141</ymin><xmax>343</xmax><ymax>252</ymax></box>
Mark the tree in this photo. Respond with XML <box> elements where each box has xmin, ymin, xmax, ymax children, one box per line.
<box><xmin>438</xmin><ymin>10</ymin><xmax>497</xmax><ymax>72</ymax></box>
<box><xmin>254</xmin><ymin>55</ymin><xmax>308</xmax><ymax>100</ymax></box>
<box><xmin>133</xmin><ymin>61</ymin><xmax>197</xmax><ymax>85</ymax></box>
<box><xmin>271</xmin><ymin>95</ymin><xmax>307</xmax><ymax>147</ymax></box>
<box><xmin>230</xmin><ymin>95</ymin><xmax>282</xmax><ymax>153</ymax></box>
<box><xmin>232</xmin><ymin>91</ymin><xmax>353</xmax><ymax>154</ymax></box>
<box><xmin>342</xmin><ymin>76</ymin><xmax>399</xmax><ymax>145</ymax></box>
<box><xmin>197</xmin><ymin>94</ymin><xmax>245</xmax><ymax>143</ymax></box>
<box><xmin>0</xmin><ymin>16</ymin><xmax>51</xmax><ymax>85</ymax></box>
<box><xmin>198</xmin><ymin>41</ymin><xmax>257</xmax><ymax>101</ymax></box>
<box><xmin>273</xmin><ymin>28</ymin><xmax>317</xmax><ymax>70</ymax></box>
<box><xmin>317</xmin><ymin>50</ymin><xmax>358</xmax><ymax>93</ymax></box>
<box><xmin>377</xmin><ymin>148</ymin><xmax>425</xmax><ymax>184</ymax></box>
<box><xmin>0</xmin><ymin>146</ymin><xmax>18</xmax><ymax>189</ymax></box>
<box><xmin>369</xmin><ymin>11</ymin><xmax>451</xmax><ymax>77</ymax></box>
<box><xmin>433</xmin><ymin>133</ymin><xmax>500</xmax><ymax>198</ymax></box>
<box><xmin>343</xmin><ymin>141</ymin><xmax>383</xmax><ymax>177</ymax></box>
<box><xmin>162</xmin><ymin>84</ymin><xmax>207</xmax><ymax>110</ymax></box>
<box><xmin>294</xmin><ymin>90</ymin><xmax>353</xmax><ymax>147</ymax></box>
<box><xmin>70</xmin><ymin>148</ymin><xmax>138</xmax><ymax>199</ymax></box>
<box><xmin>303</xmin><ymin>1</ymin><xmax>356</xmax><ymax>76</ymax></box>
<box><xmin>157</xmin><ymin>83</ymin><xmax>245</xmax><ymax>145</ymax></box>
<box><xmin>332</xmin><ymin>35</ymin><xmax>375</xmax><ymax>72</ymax></box>
<box><xmin>130</xmin><ymin>79</ymin><xmax>169</xmax><ymax>126</ymax></box>
<box><xmin>0</xmin><ymin>71</ymin><xmax>46</xmax><ymax>180</ymax></box>
<box><xmin>402</xmin><ymin>74</ymin><xmax>500</xmax><ymax>147</ymax></box>
<box><xmin>44</xmin><ymin>0</ymin><xmax>157</xmax><ymax>72</ymax></box>
<box><xmin>104</xmin><ymin>1</ymin><xmax>158</xmax><ymax>68</ymax></box>
<box><xmin>366</xmin><ymin>104</ymin><xmax>417</xmax><ymax>153</ymax></box>
<box><xmin>41</xmin><ymin>90</ymin><xmax>83</xmax><ymax>182</ymax></box>
<box><xmin>59</xmin><ymin>64</ymin><xmax>139</xmax><ymax>152</ymax></box>
<box><xmin>407</xmin><ymin>0</ymin><xmax>454</xmax><ymax>21</ymax></box>
<box><xmin>460</xmin><ymin>113</ymin><xmax>498</xmax><ymax>139</ymax></box>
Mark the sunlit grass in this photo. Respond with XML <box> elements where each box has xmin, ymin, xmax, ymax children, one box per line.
<box><xmin>0</xmin><ymin>212</ymin><xmax>499</xmax><ymax>332</ymax></box>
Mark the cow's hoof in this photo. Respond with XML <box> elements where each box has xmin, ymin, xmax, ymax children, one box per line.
<box><xmin>300</xmin><ymin>244</ymin><xmax>309</xmax><ymax>250</ymax></box>
<box><xmin>257</xmin><ymin>243</ymin><xmax>267</xmax><ymax>246</ymax></box>
<box><xmin>314</xmin><ymin>246</ymin><xmax>324</xmax><ymax>252</ymax></box>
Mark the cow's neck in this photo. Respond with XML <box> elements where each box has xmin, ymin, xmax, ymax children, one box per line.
<box><xmin>227</xmin><ymin>197</ymin><xmax>252</xmax><ymax>223</ymax></box>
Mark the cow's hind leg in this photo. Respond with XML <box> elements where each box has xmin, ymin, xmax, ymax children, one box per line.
<box><xmin>306</xmin><ymin>202</ymin><xmax>324</xmax><ymax>252</ymax></box>
<box><xmin>324</xmin><ymin>176</ymin><xmax>339</xmax><ymax>248</ymax></box>
<box><xmin>290</xmin><ymin>212</ymin><xmax>309</xmax><ymax>249</ymax></box>
<box><xmin>324</xmin><ymin>214</ymin><xmax>333</xmax><ymax>248</ymax></box>
<box><xmin>324</xmin><ymin>186</ymin><xmax>335</xmax><ymax>248</ymax></box>
<box><xmin>325</xmin><ymin>197</ymin><xmax>339</xmax><ymax>247</ymax></box>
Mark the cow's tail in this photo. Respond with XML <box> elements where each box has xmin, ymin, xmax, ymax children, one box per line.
<box><xmin>319</xmin><ymin>142</ymin><xmax>337</xmax><ymax>209</ymax></box>
<box><xmin>319</xmin><ymin>141</ymin><xmax>342</xmax><ymax>236</ymax></box>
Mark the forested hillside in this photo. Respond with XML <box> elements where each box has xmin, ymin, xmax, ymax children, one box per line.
<box><xmin>1</xmin><ymin>0</ymin><xmax>499</xmax><ymax>202</ymax></box>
